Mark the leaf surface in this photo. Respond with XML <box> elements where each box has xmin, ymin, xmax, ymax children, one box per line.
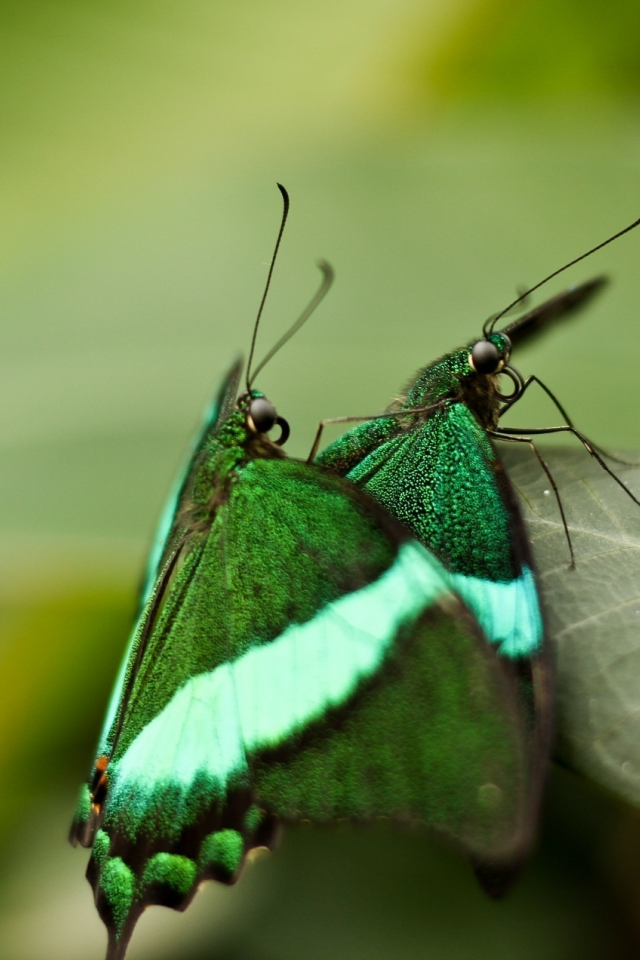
<box><xmin>502</xmin><ymin>445</ymin><xmax>640</xmax><ymax>807</ymax></box>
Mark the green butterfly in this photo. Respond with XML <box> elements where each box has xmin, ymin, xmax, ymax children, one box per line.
<box><xmin>70</xmin><ymin>188</ymin><xmax>539</xmax><ymax>960</ymax></box>
<box><xmin>313</xmin><ymin>216</ymin><xmax>640</xmax><ymax>898</ymax></box>
<box><xmin>314</xmin><ymin>275</ymin><xmax>610</xmax><ymax>647</ymax></box>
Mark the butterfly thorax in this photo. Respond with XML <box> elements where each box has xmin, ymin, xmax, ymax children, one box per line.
<box><xmin>179</xmin><ymin>392</ymin><xmax>286</xmax><ymax>536</ymax></box>
<box><xmin>404</xmin><ymin>344</ymin><xmax>502</xmax><ymax>430</ymax></box>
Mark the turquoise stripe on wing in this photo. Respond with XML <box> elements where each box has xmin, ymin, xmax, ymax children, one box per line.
<box><xmin>109</xmin><ymin>542</ymin><xmax>451</xmax><ymax>829</ymax></box>
<box><xmin>450</xmin><ymin>567</ymin><xmax>542</xmax><ymax>658</ymax></box>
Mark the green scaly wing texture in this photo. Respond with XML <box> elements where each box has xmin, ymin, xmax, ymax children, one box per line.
<box><xmin>140</xmin><ymin>356</ymin><xmax>243</xmax><ymax>604</ymax></box>
<box><xmin>254</xmin><ymin>602</ymin><xmax>530</xmax><ymax>852</ymax></box>
<box><xmin>68</xmin><ymin>360</ymin><xmax>244</xmax><ymax>791</ymax></box>
<box><xmin>73</xmin><ymin>457</ymin><xmax>532</xmax><ymax>959</ymax></box>
<box><xmin>341</xmin><ymin>405</ymin><xmax>515</xmax><ymax>579</ymax></box>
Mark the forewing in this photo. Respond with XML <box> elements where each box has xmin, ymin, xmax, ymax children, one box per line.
<box><xmin>70</xmin><ymin>359</ymin><xmax>244</xmax><ymax>802</ymax></box>
<box><xmin>140</xmin><ymin>356</ymin><xmax>242</xmax><ymax>603</ymax></box>
<box><xmin>73</xmin><ymin>458</ymin><xmax>532</xmax><ymax>957</ymax></box>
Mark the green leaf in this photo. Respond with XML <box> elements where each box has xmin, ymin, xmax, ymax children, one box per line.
<box><xmin>502</xmin><ymin>444</ymin><xmax>640</xmax><ymax>807</ymax></box>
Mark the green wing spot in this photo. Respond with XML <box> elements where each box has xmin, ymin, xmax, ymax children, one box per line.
<box><xmin>142</xmin><ymin>853</ymin><xmax>197</xmax><ymax>897</ymax></box>
<box><xmin>74</xmin><ymin>784</ymin><xmax>91</xmax><ymax>826</ymax></box>
<box><xmin>99</xmin><ymin>857</ymin><xmax>135</xmax><ymax>935</ymax></box>
<box><xmin>105</xmin><ymin>774</ymin><xmax>231</xmax><ymax>844</ymax></box>
<box><xmin>200</xmin><ymin>829</ymin><xmax>244</xmax><ymax>878</ymax></box>
<box><xmin>92</xmin><ymin>830</ymin><xmax>111</xmax><ymax>867</ymax></box>
<box><xmin>243</xmin><ymin>804</ymin><xmax>264</xmax><ymax>834</ymax></box>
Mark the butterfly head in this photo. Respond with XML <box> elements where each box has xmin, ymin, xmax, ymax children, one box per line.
<box><xmin>239</xmin><ymin>390</ymin><xmax>291</xmax><ymax>446</ymax></box>
<box><xmin>466</xmin><ymin>331</ymin><xmax>526</xmax><ymax>403</ymax></box>
<box><xmin>468</xmin><ymin>332</ymin><xmax>511</xmax><ymax>375</ymax></box>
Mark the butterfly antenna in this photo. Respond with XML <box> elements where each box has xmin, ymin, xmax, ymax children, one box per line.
<box><xmin>249</xmin><ymin>260</ymin><xmax>335</xmax><ymax>386</ymax></box>
<box><xmin>487</xmin><ymin>213</ymin><xmax>640</xmax><ymax>334</ymax></box>
<box><xmin>246</xmin><ymin>183</ymin><xmax>290</xmax><ymax>391</ymax></box>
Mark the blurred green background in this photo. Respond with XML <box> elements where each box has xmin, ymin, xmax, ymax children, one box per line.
<box><xmin>3</xmin><ymin>1</ymin><xmax>640</xmax><ymax>958</ymax></box>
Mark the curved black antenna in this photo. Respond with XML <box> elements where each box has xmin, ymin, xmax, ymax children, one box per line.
<box><xmin>245</xmin><ymin>183</ymin><xmax>290</xmax><ymax>391</ymax></box>
<box><xmin>249</xmin><ymin>260</ymin><xmax>335</xmax><ymax>387</ymax></box>
<box><xmin>487</xmin><ymin>213</ymin><xmax>640</xmax><ymax>334</ymax></box>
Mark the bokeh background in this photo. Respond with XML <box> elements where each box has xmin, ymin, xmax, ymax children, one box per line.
<box><xmin>3</xmin><ymin>1</ymin><xmax>640</xmax><ymax>958</ymax></box>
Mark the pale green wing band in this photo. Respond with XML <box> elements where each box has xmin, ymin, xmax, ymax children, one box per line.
<box><xmin>451</xmin><ymin>566</ymin><xmax>542</xmax><ymax>658</ymax></box>
<box><xmin>111</xmin><ymin>541</ymin><xmax>450</xmax><ymax>800</ymax></box>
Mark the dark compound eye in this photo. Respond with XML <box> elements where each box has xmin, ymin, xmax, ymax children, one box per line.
<box><xmin>248</xmin><ymin>397</ymin><xmax>278</xmax><ymax>433</ymax></box>
<box><xmin>469</xmin><ymin>339</ymin><xmax>504</xmax><ymax>375</ymax></box>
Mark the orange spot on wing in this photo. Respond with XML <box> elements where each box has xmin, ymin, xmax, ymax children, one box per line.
<box><xmin>91</xmin><ymin>755</ymin><xmax>110</xmax><ymax>811</ymax></box>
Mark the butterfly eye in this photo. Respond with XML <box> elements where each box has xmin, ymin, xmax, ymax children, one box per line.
<box><xmin>248</xmin><ymin>397</ymin><xmax>277</xmax><ymax>433</ymax></box>
<box><xmin>469</xmin><ymin>339</ymin><xmax>505</xmax><ymax>375</ymax></box>
<box><xmin>247</xmin><ymin>397</ymin><xmax>291</xmax><ymax>446</ymax></box>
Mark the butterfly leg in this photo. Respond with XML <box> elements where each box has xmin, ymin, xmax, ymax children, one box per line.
<box><xmin>489</xmin><ymin>430</ymin><xmax>575</xmax><ymax>568</ymax></box>
<box><xmin>308</xmin><ymin>401</ymin><xmax>448</xmax><ymax>462</ymax></box>
<box><xmin>497</xmin><ymin>424</ymin><xmax>640</xmax><ymax>511</ymax></box>
<box><xmin>309</xmin><ymin>415</ymin><xmax>384</xmax><ymax>463</ymax></box>
<box><xmin>499</xmin><ymin>375</ymin><xmax>572</xmax><ymax>424</ymax></box>
<box><xmin>499</xmin><ymin>375</ymin><xmax>639</xmax><ymax>467</ymax></box>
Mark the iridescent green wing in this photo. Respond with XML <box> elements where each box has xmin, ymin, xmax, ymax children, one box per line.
<box><xmin>71</xmin><ymin>456</ymin><xmax>531</xmax><ymax>959</ymax></box>
<box><xmin>140</xmin><ymin>356</ymin><xmax>243</xmax><ymax>606</ymax></box>
<box><xmin>75</xmin><ymin>360</ymin><xmax>243</xmax><ymax>775</ymax></box>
